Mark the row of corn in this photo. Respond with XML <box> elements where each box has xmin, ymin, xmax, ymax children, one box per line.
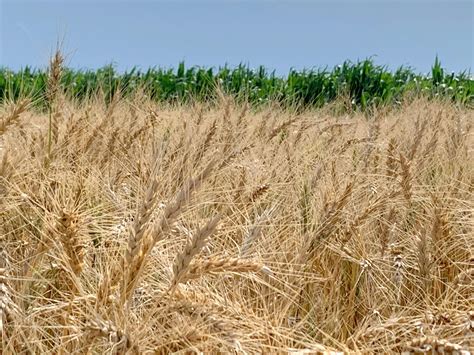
<box><xmin>0</xmin><ymin>57</ymin><xmax>472</xmax><ymax>110</ymax></box>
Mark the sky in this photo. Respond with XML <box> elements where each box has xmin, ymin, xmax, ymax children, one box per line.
<box><xmin>0</xmin><ymin>0</ymin><xmax>473</xmax><ymax>75</ymax></box>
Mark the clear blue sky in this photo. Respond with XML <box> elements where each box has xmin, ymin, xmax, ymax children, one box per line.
<box><xmin>0</xmin><ymin>0</ymin><xmax>473</xmax><ymax>75</ymax></box>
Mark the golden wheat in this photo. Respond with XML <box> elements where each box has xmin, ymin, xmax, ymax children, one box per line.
<box><xmin>0</xmin><ymin>74</ymin><xmax>472</xmax><ymax>353</ymax></box>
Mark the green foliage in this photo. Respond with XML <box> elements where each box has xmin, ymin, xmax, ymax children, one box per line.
<box><xmin>1</xmin><ymin>58</ymin><xmax>472</xmax><ymax>109</ymax></box>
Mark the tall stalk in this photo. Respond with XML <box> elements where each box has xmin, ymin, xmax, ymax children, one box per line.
<box><xmin>46</xmin><ymin>50</ymin><xmax>63</xmax><ymax>163</ymax></box>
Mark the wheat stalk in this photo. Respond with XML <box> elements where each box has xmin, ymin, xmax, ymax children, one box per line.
<box><xmin>46</xmin><ymin>50</ymin><xmax>64</xmax><ymax>160</ymax></box>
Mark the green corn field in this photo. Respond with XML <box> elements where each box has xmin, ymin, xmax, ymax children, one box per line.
<box><xmin>1</xmin><ymin>57</ymin><xmax>472</xmax><ymax>109</ymax></box>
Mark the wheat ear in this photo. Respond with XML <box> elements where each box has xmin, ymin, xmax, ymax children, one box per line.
<box><xmin>0</xmin><ymin>247</ymin><xmax>19</xmax><ymax>337</ymax></box>
<box><xmin>83</xmin><ymin>317</ymin><xmax>139</xmax><ymax>354</ymax></box>
<box><xmin>267</xmin><ymin>116</ymin><xmax>299</xmax><ymax>142</ymax></box>
<box><xmin>125</xmin><ymin>178</ymin><xmax>160</xmax><ymax>264</ymax></box>
<box><xmin>385</xmin><ymin>138</ymin><xmax>397</xmax><ymax>178</ymax></box>
<box><xmin>307</xmin><ymin>181</ymin><xmax>354</xmax><ymax>254</ymax></box>
<box><xmin>408</xmin><ymin>117</ymin><xmax>428</xmax><ymax>160</ymax></box>
<box><xmin>248</xmin><ymin>183</ymin><xmax>270</xmax><ymax>203</ymax></box>
<box><xmin>0</xmin><ymin>149</ymin><xmax>9</xmax><ymax>179</ymax></box>
<box><xmin>171</xmin><ymin>215</ymin><xmax>221</xmax><ymax>288</ymax></box>
<box><xmin>240</xmin><ymin>208</ymin><xmax>272</xmax><ymax>257</ymax></box>
<box><xmin>402</xmin><ymin>336</ymin><xmax>466</xmax><ymax>354</ymax></box>
<box><xmin>182</xmin><ymin>256</ymin><xmax>268</xmax><ymax>282</ymax></box>
<box><xmin>399</xmin><ymin>153</ymin><xmax>412</xmax><ymax>204</ymax></box>
<box><xmin>122</xmin><ymin>158</ymin><xmax>217</xmax><ymax>303</ymax></box>
<box><xmin>57</xmin><ymin>211</ymin><xmax>85</xmax><ymax>276</ymax></box>
<box><xmin>0</xmin><ymin>99</ymin><xmax>29</xmax><ymax>135</ymax></box>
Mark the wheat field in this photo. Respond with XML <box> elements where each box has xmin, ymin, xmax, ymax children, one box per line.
<box><xmin>0</xmin><ymin>56</ymin><xmax>473</xmax><ymax>354</ymax></box>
